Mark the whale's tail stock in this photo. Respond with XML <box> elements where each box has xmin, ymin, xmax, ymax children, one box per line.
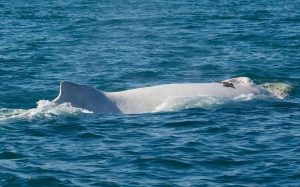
<box><xmin>52</xmin><ymin>81</ymin><xmax>120</xmax><ymax>113</ymax></box>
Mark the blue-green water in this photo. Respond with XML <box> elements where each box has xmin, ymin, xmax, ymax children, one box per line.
<box><xmin>1</xmin><ymin>1</ymin><xmax>300</xmax><ymax>186</ymax></box>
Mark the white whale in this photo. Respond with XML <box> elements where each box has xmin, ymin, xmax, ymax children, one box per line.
<box><xmin>52</xmin><ymin>77</ymin><xmax>270</xmax><ymax>114</ymax></box>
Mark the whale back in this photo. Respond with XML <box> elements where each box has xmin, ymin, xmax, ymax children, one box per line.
<box><xmin>53</xmin><ymin>81</ymin><xmax>120</xmax><ymax>113</ymax></box>
<box><xmin>51</xmin><ymin>77</ymin><xmax>270</xmax><ymax>114</ymax></box>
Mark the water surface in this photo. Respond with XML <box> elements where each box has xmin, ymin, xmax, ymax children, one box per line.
<box><xmin>0</xmin><ymin>1</ymin><xmax>299</xmax><ymax>186</ymax></box>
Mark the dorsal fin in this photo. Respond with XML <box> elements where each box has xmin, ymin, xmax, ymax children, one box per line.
<box><xmin>53</xmin><ymin>81</ymin><xmax>120</xmax><ymax>113</ymax></box>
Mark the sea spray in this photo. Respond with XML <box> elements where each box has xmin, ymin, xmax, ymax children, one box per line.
<box><xmin>261</xmin><ymin>83</ymin><xmax>293</xmax><ymax>99</ymax></box>
<box><xmin>0</xmin><ymin>100</ymin><xmax>92</xmax><ymax>121</ymax></box>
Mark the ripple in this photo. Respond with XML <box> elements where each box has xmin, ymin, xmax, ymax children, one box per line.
<box><xmin>76</xmin><ymin>132</ymin><xmax>104</xmax><ymax>139</ymax></box>
<box><xmin>0</xmin><ymin>151</ymin><xmax>25</xmax><ymax>160</ymax></box>
<box><xmin>134</xmin><ymin>157</ymin><xmax>192</xmax><ymax>170</ymax></box>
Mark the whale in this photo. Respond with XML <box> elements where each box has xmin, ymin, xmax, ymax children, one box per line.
<box><xmin>52</xmin><ymin>77</ymin><xmax>270</xmax><ymax>114</ymax></box>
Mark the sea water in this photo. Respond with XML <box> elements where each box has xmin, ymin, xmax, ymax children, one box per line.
<box><xmin>0</xmin><ymin>1</ymin><xmax>299</xmax><ymax>186</ymax></box>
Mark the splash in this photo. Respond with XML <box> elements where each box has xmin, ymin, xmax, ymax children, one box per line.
<box><xmin>152</xmin><ymin>82</ymin><xmax>293</xmax><ymax>113</ymax></box>
<box><xmin>261</xmin><ymin>83</ymin><xmax>293</xmax><ymax>99</ymax></box>
<box><xmin>154</xmin><ymin>96</ymin><xmax>222</xmax><ymax>112</ymax></box>
<box><xmin>0</xmin><ymin>100</ymin><xmax>92</xmax><ymax>121</ymax></box>
<box><xmin>153</xmin><ymin>94</ymin><xmax>256</xmax><ymax>113</ymax></box>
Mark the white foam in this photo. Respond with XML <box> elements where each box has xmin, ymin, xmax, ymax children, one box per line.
<box><xmin>261</xmin><ymin>83</ymin><xmax>293</xmax><ymax>99</ymax></box>
<box><xmin>154</xmin><ymin>96</ymin><xmax>231</xmax><ymax>112</ymax></box>
<box><xmin>233</xmin><ymin>93</ymin><xmax>256</xmax><ymax>101</ymax></box>
<box><xmin>153</xmin><ymin>92</ymin><xmax>267</xmax><ymax>113</ymax></box>
<box><xmin>0</xmin><ymin>100</ymin><xmax>92</xmax><ymax>121</ymax></box>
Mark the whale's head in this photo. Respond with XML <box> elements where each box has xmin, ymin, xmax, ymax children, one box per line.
<box><xmin>222</xmin><ymin>77</ymin><xmax>270</xmax><ymax>95</ymax></box>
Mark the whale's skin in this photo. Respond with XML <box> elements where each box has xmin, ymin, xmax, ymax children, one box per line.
<box><xmin>52</xmin><ymin>77</ymin><xmax>269</xmax><ymax>114</ymax></box>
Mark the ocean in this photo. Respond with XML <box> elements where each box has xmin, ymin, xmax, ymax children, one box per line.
<box><xmin>0</xmin><ymin>0</ymin><xmax>299</xmax><ymax>186</ymax></box>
